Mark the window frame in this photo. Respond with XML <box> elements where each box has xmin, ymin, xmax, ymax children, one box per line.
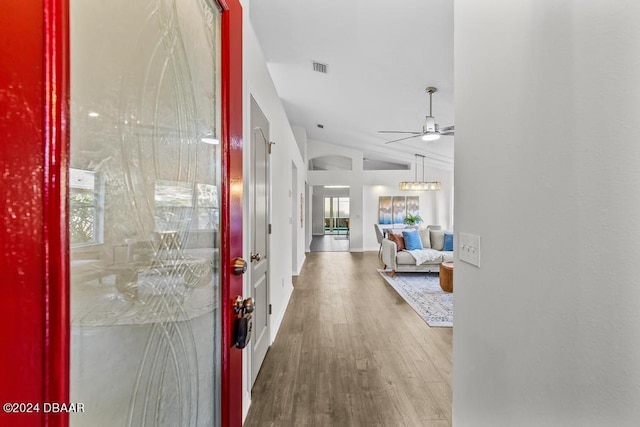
<box><xmin>69</xmin><ymin>167</ymin><xmax>104</xmax><ymax>247</ymax></box>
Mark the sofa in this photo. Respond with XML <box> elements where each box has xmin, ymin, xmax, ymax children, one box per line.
<box><xmin>381</xmin><ymin>225</ymin><xmax>453</xmax><ymax>276</ymax></box>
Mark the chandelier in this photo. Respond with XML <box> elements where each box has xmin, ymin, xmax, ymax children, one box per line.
<box><xmin>399</xmin><ymin>154</ymin><xmax>441</xmax><ymax>191</ymax></box>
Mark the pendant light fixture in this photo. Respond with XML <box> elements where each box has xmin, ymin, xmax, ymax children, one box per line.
<box><xmin>399</xmin><ymin>154</ymin><xmax>441</xmax><ymax>191</ymax></box>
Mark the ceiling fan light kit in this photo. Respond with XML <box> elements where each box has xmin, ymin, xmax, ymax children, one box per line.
<box><xmin>423</xmin><ymin>115</ymin><xmax>436</xmax><ymax>132</ymax></box>
<box><xmin>379</xmin><ymin>86</ymin><xmax>454</xmax><ymax>144</ymax></box>
<box><xmin>399</xmin><ymin>154</ymin><xmax>441</xmax><ymax>192</ymax></box>
<box><xmin>422</xmin><ymin>133</ymin><xmax>440</xmax><ymax>141</ymax></box>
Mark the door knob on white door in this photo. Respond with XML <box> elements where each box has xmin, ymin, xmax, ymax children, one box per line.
<box><xmin>250</xmin><ymin>253</ymin><xmax>262</xmax><ymax>262</ymax></box>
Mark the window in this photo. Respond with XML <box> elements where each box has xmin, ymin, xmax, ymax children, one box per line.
<box><xmin>308</xmin><ymin>155</ymin><xmax>352</xmax><ymax>171</ymax></box>
<box><xmin>154</xmin><ymin>180</ymin><xmax>219</xmax><ymax>232</ymax></box>
<box><xmin>324</xmin><ymin>196</ymin><xmax>350</xmax><ymax>234</ymax></box>
<box><xmin>69</xmin><ymin>168</ymin><xmax>103</xmax><ymax>245</ymax></box>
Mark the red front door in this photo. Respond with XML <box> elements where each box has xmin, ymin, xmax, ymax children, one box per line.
<box><xmin>0</xmin><ymin>0</ymin><xmax>243</xmax><ymax>425</ymax></box>
<box><xmin>220</xmin><ymin>0</ymin><xmax>245</xmax><ymax>425</ymax></box>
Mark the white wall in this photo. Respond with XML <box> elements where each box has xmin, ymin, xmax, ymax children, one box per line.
<box><xmin>291</xmin><ymin>125</ymin><xmax>307</xmax><ymax>164</ymax></box>
<box><xmin>361</xmin><ymin>185</ymin><xmax>449</xmax><ymax>251</ymax></box>
<box><xmin>307</xmin><ymin>140</ymin><xmax>453</xmax><ymax>251</ymax></box>
<box><xmin>305</xmin><ymin>182</ymin><xmax>312</xmax><ymax>252</ymax></box>
<box><xmin>245</xmin><ymin>17</ymin><xmax>307</xmax><ymax>333</ymax></box>
<box><xmin>454</xmin><ymin>2</ymin><xmax>640</xmax><ymax>426</ymax></box>
<box><xmin>242</xmin><ymin>10</ymin><xmax>307</xmax><ymax>419</ymax></box>
<box><xmin>290</xmin><ymin>128</ymin><xmax>308</xmax><ymax>274</ymax></box>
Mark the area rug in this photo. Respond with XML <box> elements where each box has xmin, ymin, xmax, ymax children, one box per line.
<box><xmin>378</xmin><ymin>270</ymin><xmax>453</xmax><ymax>327</ymax></box>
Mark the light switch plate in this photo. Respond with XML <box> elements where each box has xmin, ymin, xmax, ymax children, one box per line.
<box><xmin>459</xmin><ymin>232</ymin><xmax>481</xmax><ymax>267</ymax></box>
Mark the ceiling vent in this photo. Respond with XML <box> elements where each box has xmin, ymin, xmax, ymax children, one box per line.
<box><xmin>312</xmin><ymin>61</ymin><xmax>328</xmax><ymax>74</ymax></box>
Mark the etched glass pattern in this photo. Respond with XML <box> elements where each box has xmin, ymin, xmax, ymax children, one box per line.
<box><xmin>69</xmin><ymin>0</ymin><xmax>221</xmax><ymax>425</ymax></box>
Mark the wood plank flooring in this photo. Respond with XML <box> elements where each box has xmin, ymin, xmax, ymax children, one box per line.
<box><xmin>244</xmin><ymin>252</ymin><xmax>453</xmax><ymax>427</ymax></box>
<box><xmin>309</xmin><ymin>235</ymin><xmax>350</xmax><ymax>252</ymax></box>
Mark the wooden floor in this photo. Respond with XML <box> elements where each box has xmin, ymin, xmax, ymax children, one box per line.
<box><xmin>244</xmin><ymin>252</ymin><xmax>453</xmax><ymax>427</ymax></box>
<box><xmin>309</xmin><ymin>235</ymin><xmax>350</xmax><ymax>252</ymax></box>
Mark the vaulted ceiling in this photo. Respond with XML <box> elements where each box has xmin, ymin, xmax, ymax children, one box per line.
<box><xmin>249</xmin><ymin>0</ymin><xmax>454</xmax><ymax>169</ymax></box>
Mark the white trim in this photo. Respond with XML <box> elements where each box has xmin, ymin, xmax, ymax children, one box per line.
<box><xmin>242</xmin><ymin>389</ymin><xmax>251</xmax><ymax>424</ymax></box>
<box><xmin>270</xmin><ymin>283</ymin><xmax>294</xmax><ymax>345</ymax></box>
<box><xmin>293</xmin><ymin>253</ymin><xmax>306</xmax><ymax>276</ymax></box>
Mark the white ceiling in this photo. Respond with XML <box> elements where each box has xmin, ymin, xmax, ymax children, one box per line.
<box><xmin>249</xmin><ymin>0</ymin><xmax>454</xmax><ymax>169</ymax></box>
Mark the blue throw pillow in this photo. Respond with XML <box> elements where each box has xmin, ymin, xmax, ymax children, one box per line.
<box><xmin>402</xmin><ymin>230</ymin><xmax>423</xmax><ymax>251</ymax></box>
<box><xmin>443</xmin><ymin>232</ymin><xmax>454</xmax><ymax>251</ymax></box>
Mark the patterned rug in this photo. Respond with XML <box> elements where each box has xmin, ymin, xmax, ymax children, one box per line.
<box><xmin>378</xmin><ymin>270</ymin><xmax>453</xmax><ymax>327</ymax></box>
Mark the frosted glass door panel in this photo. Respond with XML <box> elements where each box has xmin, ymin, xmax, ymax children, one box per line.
<box><xmin>69</xmin><ymin>0</ymin><xmax>221</xmax><ymax>426</ymax></box>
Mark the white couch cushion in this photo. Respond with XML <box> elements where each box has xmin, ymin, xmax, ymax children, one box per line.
<box><xmin>441</xmin><ymin>251</ymin><xmax>454</xmax><ymax>262</ymax></box>
<box><xmin>396</xmin><ymin>251</ymin><xmax>416</xmax><ymax>264</ymax></box>
<box><xmin>418</xmin><ymin>228</ymin><xmax>431</xmax><ymax>248</ymax></box>
<box><xmin>430</xmin><ymin>229</ymin><xmax>445</xmax><ymax>250</ymax></box>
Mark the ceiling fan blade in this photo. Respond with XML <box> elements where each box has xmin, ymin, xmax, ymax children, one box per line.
<box><xmin>384</xmin><ymin>134</ymin><xmax>424</xmax><ymax>144</ymax></box>
<box><xmin>378</xmin><ymin>130</ymin><xmax>423</xmax><ymax>134</ymax></box>
<box><xmin>439</xmin><ymin>126</ymin><xmax>455</xmax><ymax>135</ymax></box>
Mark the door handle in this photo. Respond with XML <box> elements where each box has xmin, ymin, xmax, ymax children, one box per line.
<box><xmin>233</xmin><ymin>296</ymin><xmax>255</xmax><ymax>349</ymax></box>
<box><xmin>232</xmin><ymin>257</ymin><xmax>247</xmax><ymax>275</ymax></box>
<box><xmin>233</xmin><ymin>296</ymin><xmax>255</xmax><ymax>314</ymax></box>
<box><xmin>235</xmin><ymin>296</ymin><xmax>254</xmax><ymax>314</ymax></box>
<box><xmin>250</xmin><ymin>252</ymin><xmax>262</xmax><ymax>262</ymax></box>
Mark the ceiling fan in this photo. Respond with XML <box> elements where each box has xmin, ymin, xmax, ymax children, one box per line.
<box><xmin>379</xmin><ymin>86</ymin><xmax>454</xmax><ymax>144</ymax></box>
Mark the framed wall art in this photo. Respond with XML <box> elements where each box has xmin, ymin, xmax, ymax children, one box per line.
<box><xmin>378</xmin><ymin>196</ymin><xmax>392</xmax><ymax>224</ymax></box>
<box><xmin>392</xmin><ymin>196</ymin><xmax>407</xmax><ymax>224</ymax></box>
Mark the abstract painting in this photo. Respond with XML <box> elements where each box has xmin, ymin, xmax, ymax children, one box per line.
<box><xmin>392</xmin><ymin>196</ymin><xmax>406</xmax><ymax>224</ymax></box>
<box><xmin>378</xmin><ymin>196</ymin><xmax>392</xmax><ymax>224</ymax></box>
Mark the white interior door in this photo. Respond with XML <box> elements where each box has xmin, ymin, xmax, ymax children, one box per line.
<box><xmin>249</xmin><ymin>97</ymin><xmax>270</xmax><ymax>387</ymax></box>
<box><xmin>291</xmin><ymin>162</ymin><xmax>298</xmax><ymax>272</ymax></box>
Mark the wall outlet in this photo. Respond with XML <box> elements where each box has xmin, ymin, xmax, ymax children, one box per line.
<box><xmin>459</xmin><ymin>232</ymin><xmax>481</xmax><ymax>267</ymax></box>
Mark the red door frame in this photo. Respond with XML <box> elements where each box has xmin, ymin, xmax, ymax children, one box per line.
<box><xmin>0</xmin><ymin>1</ymin><xmax>69</xmax><ymax>426</ymax></box>
<box><xmin>219</xmin><ymin>0</ymin><xmax>244</xmax><ymax>426</ymax></box>
<box><xmin>0</xmin><ymin>0</ymin><xmax>244</xmax><ymax>425</ymax></box>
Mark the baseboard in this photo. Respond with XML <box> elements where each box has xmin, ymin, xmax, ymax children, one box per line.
<box><xmin>292</xmin><ymin>253</ymin><xmax>306</xmax><ymax>276</ymax></box>
<box><xmin>242</xmin><ymin>390</ymin><xmax>251</xmax><ymax>423</ymax></box>
<box><xmin>270</xmin><ymin>283</ymin><xmax>294</xmax><ymax>345</ymax></box>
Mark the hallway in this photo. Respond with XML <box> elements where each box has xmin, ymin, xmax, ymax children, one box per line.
<box><xmin>244</xmin><ymin>252</ymin><xmax>452</xmax><ymax>426</ymax></box>
<box><xmin>309</xmin><ymin>235</ymin><xmax>350</xmax><ymax>252</ymax></box>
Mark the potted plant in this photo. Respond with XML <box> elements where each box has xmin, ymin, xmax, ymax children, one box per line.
<box><xmin>403</xmin><ymin>213</ymin><xmax>423</xmax><ymax>226</ymax></box>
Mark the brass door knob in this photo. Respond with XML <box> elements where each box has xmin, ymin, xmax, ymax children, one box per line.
<box><xmin>232</xmin><ymin>258</ymin><xmax>247</xmax><ymax>275</ymax></box>
<box><xmin>233</xmin><ymin>295</ymin><xmax>255</xmax><ymax>314</ymax></box>
<box><xmin>243</xmin><ymin>297</ymin><xmax>255</xmax><ymax>314</ymax></box>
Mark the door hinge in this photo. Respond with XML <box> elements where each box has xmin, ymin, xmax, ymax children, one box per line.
<box><xmin>268</xmin><ymin>224</ymin><xmax>272</xmax><ymax>234</ymax></box>
<box><xmin>268</xmin><ymin>304</ymin><xmax>272</xmax><ymax>315</ymax></box>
